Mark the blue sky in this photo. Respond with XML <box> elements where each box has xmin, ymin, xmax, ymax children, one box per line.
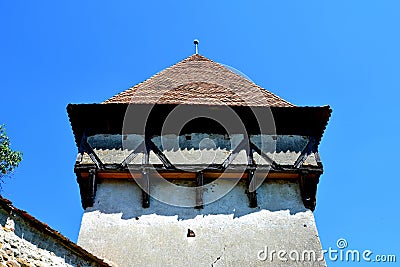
<box><xmin>1</xmin><ymin>1</ymin><xmax>399</xmax><ymax>266</ymax></box>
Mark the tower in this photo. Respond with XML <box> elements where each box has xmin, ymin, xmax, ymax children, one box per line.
<box><xmin>67</xmin><ymin>52</ymin><xmax>331</xmax><ymax>266</ymax></box>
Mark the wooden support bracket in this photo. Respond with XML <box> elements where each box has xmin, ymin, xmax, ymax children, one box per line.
<box><xmin>120</xmin><ymin>141</ymin><xmax>145</xmax><ymax>168</ymax></box>
<box><xmin>141</xmin><ymin>169</ymin><xmax>150</xmax><ymax>208</ymax></box>
<box><xmin>246</xmin><ymin>140</ymin><xmax>257</xmax><ymax>208</ymax></box>
<box><xmin>78</xmin><ymin>129</ymin><xmax>104</xmax><ymax>169</ymax></box>
<box><xmin>221</xmin><ymin>137</ymin><xmax>248</xmax><ymax>170</ymax></box>
<box><xmin>195</xmin><ymin>172</ymin><xmax>204</xmax><ymax>209</ymax></box>
<box><xmin>299</xmin><ymin>173</ymin><xmax>319</xmax><ymax>211</ymax></box>
<box><xmin>247</xmin><ymin>169</ymin><xmax>258</xmax><ymax>208</ymax></box>
<box><xmin>78</xmin><ymin>168</ymin><xmax>97</xmax><ymax>209</ymax></box>
<box><xmin>141</xmin><ymin>135</ymin><xmax>151</xmax><ymax>208</ymax></box>
<box><xmin>147</xmin><ymin>139</ymin><xmax>176</xmax><ymax>170</ymax></box>
<box><xmin>293</xmin><ymin>137</ymin><xmax>317</xmax><ymax>169</ymax></box>
<box><xmin>250</xmin><ymin>142</ymin><xmax>281</xmax><ymax>171</ymax></box>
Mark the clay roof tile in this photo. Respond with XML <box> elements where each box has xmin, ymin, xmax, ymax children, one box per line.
<box><xmin>103</xmin><ymin>54</ymin><xmax>294</xmax><ymax>107</ymax></box>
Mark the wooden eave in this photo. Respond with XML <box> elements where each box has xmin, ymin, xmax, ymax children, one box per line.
<box><xmin>67</xmin><ymin>103</ymin><xmax>332</xmax><ymax>147</ymax></box>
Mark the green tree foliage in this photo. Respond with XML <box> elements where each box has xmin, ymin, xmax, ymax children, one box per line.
<box><xmin>0</xmin><ymin>125</ymin><xmax>22</xmax><ymax>179</ymax></box>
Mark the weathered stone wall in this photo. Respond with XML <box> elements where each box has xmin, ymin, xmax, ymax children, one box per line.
<box><xmin>0</xmin><ymin>224</ymin><xmax>75</xmax><ymax>267</ymax></box>
<box><xmin>78</xmin><ymin>179</ymin><xmax>326</xmax><ymax>266</ymax></box>
<box><xmin>0</xmin><ymin>208</ymin><xmax>106</xmax><ymax>267</ymax></box>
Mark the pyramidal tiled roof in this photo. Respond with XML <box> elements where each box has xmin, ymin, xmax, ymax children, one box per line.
<box><xmin>103</xmin><ymin>54</ymin><xmax>295</xmax><ymax>107</ymax></box>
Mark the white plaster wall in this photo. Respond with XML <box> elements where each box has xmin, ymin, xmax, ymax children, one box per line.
<box><xmin>78</xmin><ymin>180</ymin><xmax>326</xmax><ymax>267</ymax></box>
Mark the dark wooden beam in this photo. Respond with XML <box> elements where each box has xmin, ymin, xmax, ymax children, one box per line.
<box><xmin>78</xmin><ymin>130</ymin><xmax>104</xmax><ymax>169</ymax></box>
<box><xmin>142</xmin><ymin>136</ymin><xmax>151</xmax><ymax>208</ymax></box>
<box><xmin>195</xmin><ymin>172</ymin><xmax>204</xmax><ymax>209</ymax></box>
<box><xmin>246</xmin><ymin>142</ymin><xmax>257</xmax><ymax>208</ymax></box>
<box><xmin>250</xmin><ymin>142</ymin><xmax>281</xmax><ymax>171</ymax></box>
<box><xmin>298</xmin><ymin>173</ymin><xmax>319</xmax><ymax>211</ymax></box>
<box><xmin>293</xmin><ymin>137</ymin><xmax>317</xmax><ymax>169</ymax></box>
<box><xmin>141</xmin><ymin>170</ymin><xmax>150</xmax><ymax>208</ymax></box>
<box><xmin>78</xmin><ymin>170</ymin><xmax>301</xmax><ymax>180</ymax></box>
<box><xmin>120</xmin><ymin>141</ymin><xmax>145</xmax><ymax>168</ymax></box>
<box><xmin>221</xmin><ymin>137</ymin><xmax>248</xmax><ymax>170</ymax></box>
<box><xmin>77</xmin><ymin>168</ymin><xmax>97</xmax><ymax>209</ymax></box>
<box><xmin>147</xmin><ymin>139</ymin><xmax>176</xmax><ymax>170</ymax></box>
<box><xmin>75</xmin><ymin>163</ymin><xmax>322</xmax><ymax>175</ymax></box>
<box><xmin>247</xmin><ymin>169</ymin><xmax>257</xmax><ymax>208</ymax></box>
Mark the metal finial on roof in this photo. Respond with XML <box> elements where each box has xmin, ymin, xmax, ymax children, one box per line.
<box><xmin>194</xmin><ymin>39</ymin><xmax>199</xmax><ymax>54</ymax></box>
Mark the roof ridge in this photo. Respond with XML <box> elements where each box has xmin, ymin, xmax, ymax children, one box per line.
<box><xmin>103</xmin><ymin>54</ymin><xmax>208</xmax><ymax>104</ymax></box>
